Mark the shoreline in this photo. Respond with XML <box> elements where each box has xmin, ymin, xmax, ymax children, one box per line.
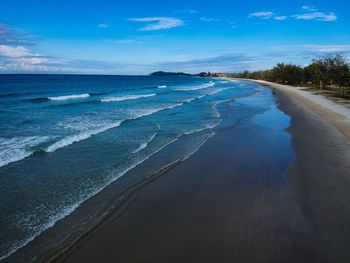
<box><xmin>55</xmin><ymin>81</ymin><xmax>350</xmax><ymax>262</ymax></box>
<box><xmin>241</xmin><ymin>79</ymin><xmax>350</xmax><ymax>140</ymax></box>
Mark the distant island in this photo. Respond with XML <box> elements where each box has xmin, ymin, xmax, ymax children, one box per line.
<box><xmin>150</xmin><ymin>71</ymin><xmax>192</xmax><ymax>76</ymax></box>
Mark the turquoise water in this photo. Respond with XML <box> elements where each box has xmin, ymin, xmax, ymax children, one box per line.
<box><xmin>0</xmin><ymin>75</ymin><xmax>261</xmax><ymax>260</ymax></box>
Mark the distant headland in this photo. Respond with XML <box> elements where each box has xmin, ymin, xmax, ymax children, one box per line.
<box><xmin>150</xmin><ymin>71</ymin><xmax>192</xmax><ymax>76</ymax></box>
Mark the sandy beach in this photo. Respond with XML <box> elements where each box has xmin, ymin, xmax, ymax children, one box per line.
<box><xmin>46</xmin><ymin>81</ymin><xmax>350</xmax><ymax>263</ymax></box>
<box><xmin>250</xmin><ymin>80</ymin><xmax>350</xmax><ymax>140</ymax></box>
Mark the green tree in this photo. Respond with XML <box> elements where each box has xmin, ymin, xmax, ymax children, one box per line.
<box><xmin>306</xmin><ymin>54</ymin><xmax>350</xmax><ymax>89</ymax></box>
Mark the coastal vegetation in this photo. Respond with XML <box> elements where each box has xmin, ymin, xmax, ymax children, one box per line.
<box><xmin>203</xmin><ymin>54</ymin><xmax>350</xmax><ymax>99</ymax></box>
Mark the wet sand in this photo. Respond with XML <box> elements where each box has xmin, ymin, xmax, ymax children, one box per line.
<box><xmin>55</xmin><ymin>82</ymin><xmax>350</xmax><ymax>263</ymax></box>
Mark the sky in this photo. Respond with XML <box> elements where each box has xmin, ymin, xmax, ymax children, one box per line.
<box><xmin>0</xmin><ymin>0</ymin><xmax>350</xmax><ymax>74</ymax></box>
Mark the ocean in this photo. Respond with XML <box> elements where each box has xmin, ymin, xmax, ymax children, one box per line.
<box><xmin>0</xmin><ymin>75</ymin><xmax>292</xmax><ymax>261</ymax></box>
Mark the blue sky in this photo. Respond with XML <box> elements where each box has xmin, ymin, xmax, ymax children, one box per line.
<box><xmin>0</xmin><ymin>0</ymin><xmax>349</xmax><ymax>74</ymax></box>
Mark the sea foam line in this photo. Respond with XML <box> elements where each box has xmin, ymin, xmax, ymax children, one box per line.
<box><xmin>182</xmin><ymin>132</ymin><xmax>215</xmax><ymax>161</ymax></box>
<box><xmin>174</xmin><ymin>81</ymin><xmax>215</xmax><ymax>91</ymax></box>
<box><xmin>183</xmin><ymin>120</ymin><xmax>222</xmax><ymax>136</ymax></box>
<box><xmin>132</xmin><ymin>125</ymin><xmax>161</xmax><ymax>154</ymax></box>
<box><xmin>0</xmin><ymin>136</ymin><xmax>50</xmax><ymax>168</ymax></box>
<box><xmin>45</xmin><ymin>103</ymin><xmax>183</xmax><ymax>153</ymax></box>
<box><xmin>48</xmin><ymin>94</ymin><xmax>90</xmax><ymax>101</ymax></box>
<box><xmin>100</xmin><ymin>93</ymin><xmax>156</xmax><ymax>102</ymax></box>
<box><xmin>45</xmin><ymin>122</ymin><xmax>123</xmax><ymax>153</ymax></box>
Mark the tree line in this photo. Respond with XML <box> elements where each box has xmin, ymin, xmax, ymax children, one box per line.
<box><xmin>216</xmin><ymin>54</ymin><xmax>350</xmax><ymax>98</ymax></box>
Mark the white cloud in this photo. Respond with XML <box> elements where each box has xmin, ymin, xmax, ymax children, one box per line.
<box><xmin>302</xmin><ymin>6</ymin><xmax>318</xmax><ymax>11</ymax></box>
<box><xmin>128</xmin><ymin>17</ymin><xmax>184</xmax><ymax>31</ymax></box>
<box><xmin>249</xmin><ymin>11</ymin><xmax>274</xmax><ymax>19</ymax></box>
<box><xmin>249</xmin><ymin>11</ymin><xmax>287</xmax><ymax>21</ymax></box>
<box><xmin>200</xmin><ymin>17</ymin><xmax>221</xmax><ymax>22</ymax></box>
<box><xmin>0</xmin><ymin>44</ymin><xmax>58</xmax><ymax>72</ymax></box>
<box><xmin>98</xmin><ymin>23</ymin><xmax>109</xmax><ymax>28</ymax></box>
<box><xmin>0</xmin><ymin>45</ymin><xmax>33</xmax><ymax>58</ymax></box>
<box><xmin>293</xmin><ymin>12</ymin><xmax>337</xmax><ymax>21</ymax></box>
<box><xmin>274</xmin><ymin>16</ymin><xmax>287</xmax><ymax>21</ymax></box>
<box><xmin>16</xmin><ymin>57</ymin><xmax>48</xmax><ymax>64</ymax></box>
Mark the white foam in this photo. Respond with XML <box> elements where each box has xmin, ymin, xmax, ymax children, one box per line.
<box><xmin>100</xmin><ymin>93</ymin><xmax>156</xmax><ymax>102</ymax></box>
<box><xmin>132</xmin><ymin>131</ymin><xmax>158</xmax><ymax>154</ymax></box>
<box><xmin>46</xmin><ymin>103</ymin><xmax>182</xmax><ymax>153</ymax></box>
<box><xmin>207</xmin><ymin>87</ymin><xmax>231</xmax><ymax>96</ymax></box>
<box><xmin>182</xmin><ymin>132</ymin><xmax>215</xmax><ymax>161</ymax></box>
<box><xmin>157</xmin><ymin>85</ymin><xmax>167</xmax><ymax>89</ymax></box>
<box><xmin>48</xmin><ymin>94</ymin><xmax>90</xmax><ymax>101</ymax></box>
<box><xmin>128</xmin><ymin>103</ymin><xmax>184</xmax><ymax>120</ymax></box>
<box><xmin>0</xmin><ymin>136</ymin><xmax>49</xmax><ymax>167</ymax></box>
<box><xmin>45</xmin><ymin>122</ymin><xmax>122</xmax><ymax>153</ymax></box>
<box><xmin>174</xmin><ymin>81</ymin><xmax>215</xmax><ymax>91</ymax></box>
<box><xmin>181</xmin><ymin>87</ymin><xmax>231</xmax><ymax>104</ymax></box>
<box><xmin>183</xmin><ymin>119</ymin><xmax>222</xmax><ymax>136</ymax></box>
<box><xmin>184</xmin><ymin>95</ymin><xmax>206</xmax><ymax>103</ymax></box>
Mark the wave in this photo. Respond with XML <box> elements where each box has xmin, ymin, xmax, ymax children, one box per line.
<box><xmin>174</xmin><ymin>81</ymin><xmax>215</xmax><ymax>91</ymax></box>
<box><xmin>183</xmin><ymin>120</ymin><xmax>222</xmax><ymax>136</ymax></box>
<box><xmin>29</xmin><ymin>90</ymin><xmax>228</xmax><ymax>156</ymax></box>
<box><xmin>48</xmin><ymin>94</ymin><xmax>90</xmax><ymax>101</ymax></box>
<box><xmin>127</xmin><ymin>103</ymin><xmax>183</xmax><ymax>120</ymax></box>
<box><xmin>29</xmin><ymin>94</ymin><xmax>91</xmax><ymax>103</ymax></box>
<box><xmin>45</xmin><ymin>103</ymin><xmax>183</xmax><ymax>153</ymax></box>
<box><xmin>177</xmin><ymin>87</ymin><xmax>231</xmax><ymax>106</ymax></box>
<box><xmin>100</xmin><ymin>93</ymin><xmax>156</xmax><ymax>102</ymax></box>
<box><xmin>207</xmin><ymin>87</ymin><xmax>231</xmax><ymax>96</ymax></box>
<box><xmin>132</xmin><ymin>125</ymin><xmax>161</xmax><ymax>154</ymax></box>
<box><xmin>45</xmin><ymin>121</ymin><xmax>122</xmax><ymax>153</ymax></box>
<box><xmin>184</xmin><ymin>95</ymin><xmax>206</xmax><ymax>103</ymax></box>
<box><xmin>183</xmin><ymin>87</ymin><xmax>231</xmax><ymax>105</ymax></box>
<box><xmin>0</xmin><ymin>136</ymin><xmax>50</xmax><ymax>168</ymax></box>
<box><xmin>157</xmin><ymin>85</ymin><xmax>167</xmax><ymax>89</ymax></box>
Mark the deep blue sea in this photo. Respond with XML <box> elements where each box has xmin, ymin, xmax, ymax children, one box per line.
<box><xmin>0</xmin><ymin>74</ymin><xmax>266</xmax><ymax>260</ymax></box>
